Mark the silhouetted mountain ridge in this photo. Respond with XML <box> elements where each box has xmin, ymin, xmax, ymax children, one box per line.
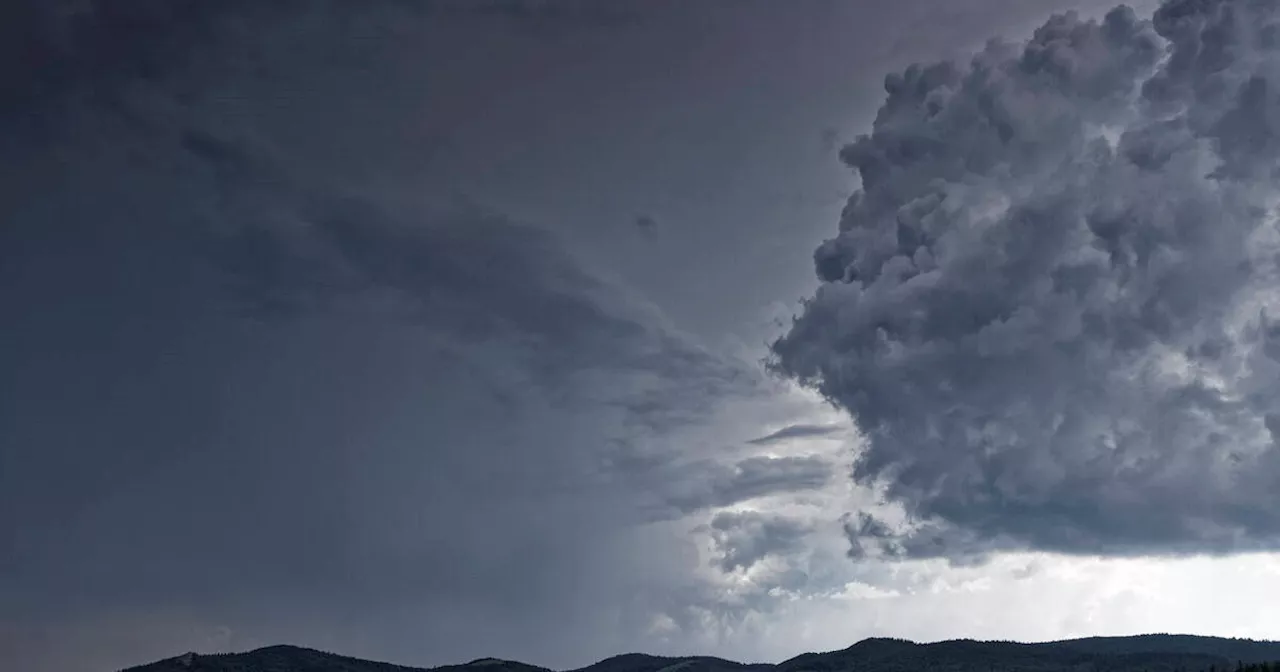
<box><xmin>568</xmin><ymin>652</ymin><xmax>771</xmax><ymax>672</ymax></box>
<box><xmin>122</xmin><ymin>635</ymin><xmax>1280</xmax><ymax>672</ymax></box>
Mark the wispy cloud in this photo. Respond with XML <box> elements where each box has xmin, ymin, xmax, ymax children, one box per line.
<box><xmin>746</xmin><ymin>423</ymin><xmax>845</xmax><ymax>446</ymax></box>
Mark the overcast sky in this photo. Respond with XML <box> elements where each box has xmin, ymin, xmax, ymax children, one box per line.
<box><xmin>4</xmin><ymin>1</ymin><xmax>1280</xmax><ymax>672</ymax></box>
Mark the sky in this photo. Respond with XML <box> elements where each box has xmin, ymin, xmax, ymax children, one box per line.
<box><xmin>3</xmin><ymin>1</ymin><xmax>1280</xmax><ymax>671</ymax></box>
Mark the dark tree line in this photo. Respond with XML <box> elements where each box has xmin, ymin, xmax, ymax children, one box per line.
<box><xmin>1201</xmin><ymin>664</ymin><xmax>1280</xmax><ymax>672</ymax></box>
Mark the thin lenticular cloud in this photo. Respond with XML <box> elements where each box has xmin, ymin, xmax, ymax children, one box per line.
<box><xmin>746</xmin><ymin>423</ymin><xmax>846</xmax><ymax>446</ymax></box>
<box><xmin>772</xmin><ymin>0</ymin><xmax>1280</xmax><ymax>562</ymax></box>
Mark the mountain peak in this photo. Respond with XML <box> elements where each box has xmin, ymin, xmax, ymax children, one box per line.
<box><xmin>845</xmin><ymin>636</ymin><xmax>918</xmax><ymax>649</ymax></box>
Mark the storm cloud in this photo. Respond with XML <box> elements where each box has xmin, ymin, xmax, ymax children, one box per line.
<box><xmin>13</xmin><ymin>0</ymin><xmax>1280</xmax><ymax>671</ymax></box>
<box><xmin>772</xmin><ymin>0</ymin><xmax>1280</xmax><ymax>561</ymax></box>
<box><xmin>0</xmin><ymin>2</ymin><xmax>774</xmax><ymax>668</ymax></box>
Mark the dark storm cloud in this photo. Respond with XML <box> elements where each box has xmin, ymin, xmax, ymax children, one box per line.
<box><xmin>13</xmin><ymin>0</ymin><xmax>1246</xmax><ymax>669</ymax></box>
<box><xmin>0</xmin><ymin>3</ymin><xmax>766</xmax><ymax>670</ymax></box>
<box><xmin>0</xmin><ymin>111</ymin><xmax>746</xmax><ymax>607</ymax></box>
<box><xmin>745</xmin><ymin>423</ymin><xmax>845</xmax><ymax>445</ymax></box>
<box><xmin>708</xmin><ymin>511</ymin><xmax>813</xmax><ymax>573</ymax></box>
<box><xmin>772</xmin><ymin>0</ymin><xmax>1280</xmax><ymax>562</ymax></box>
<box><xmin>214</xmin><ymin>191</ymin><xmax>660</xmax><ymax>366</ymax></box>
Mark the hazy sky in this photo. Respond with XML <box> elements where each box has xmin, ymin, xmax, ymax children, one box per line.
<box><xmin>4</xmin><ymin>1</ymin><xmax>1280</xmax><ymax>672</ymax></box>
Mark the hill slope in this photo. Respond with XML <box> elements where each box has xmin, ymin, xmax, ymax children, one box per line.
<box><xmin>122</xmin><ymin>635</ymin><xmax>1280</xmax><ymax>672</ymax></box>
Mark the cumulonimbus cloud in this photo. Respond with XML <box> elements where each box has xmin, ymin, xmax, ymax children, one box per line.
<box><xmin>771</xmin><ymin>0</ymin><xmax>1280</xmax><ymax>561</ymax></box>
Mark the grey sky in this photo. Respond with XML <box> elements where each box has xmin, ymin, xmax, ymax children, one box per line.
<box><xmin>8</xmin><ymin>2</ymin><xmax>1280</xmax><ymax>672</ymax></box>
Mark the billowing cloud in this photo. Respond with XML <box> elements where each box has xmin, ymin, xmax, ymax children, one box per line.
<box><xmin>708</xmin><ymin>511</ymin><xmax>814</xmax><ymax>573</ymax></box>
<box><xmin>772</xmin><ymin>0</ymin><xmax>1280</xmax><ymax>561</ymax></box>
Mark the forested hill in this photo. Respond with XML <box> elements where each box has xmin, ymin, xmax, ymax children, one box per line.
<box><xmin>122</xmin><ymin>635</ymin><xmax>1280</xmax><ymax>672</ymax></box>
<box><xmin>1047</xmin><ymin>636</ymin><xmax>1280</xmax><ymax>663</ymax></box>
